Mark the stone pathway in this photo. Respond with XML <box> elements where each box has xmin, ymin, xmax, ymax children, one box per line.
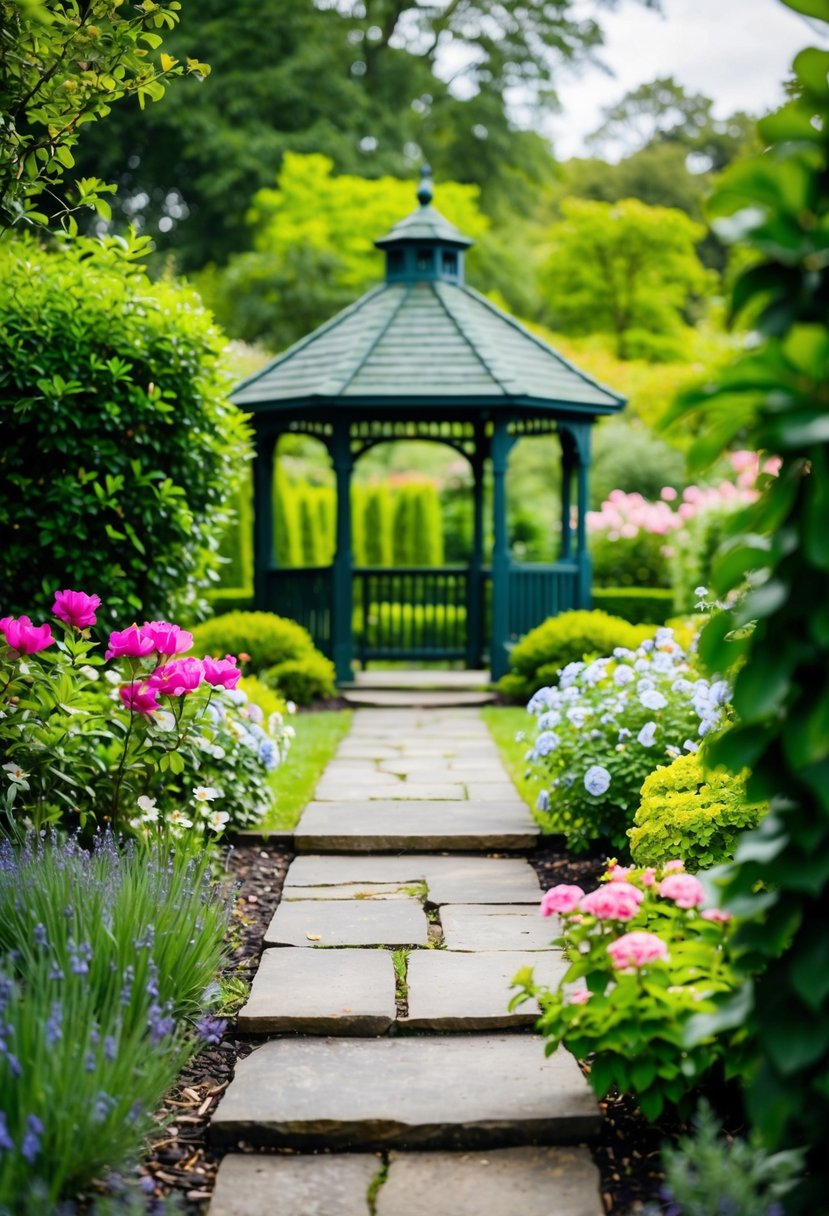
<box><xmin>208</xmin><ymin>708</ymin><xmax>603</xmax><ymax>1215</ymax></box>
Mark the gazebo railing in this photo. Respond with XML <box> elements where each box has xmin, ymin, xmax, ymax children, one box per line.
<box><xmin>354</xmin><ymin>566</ymin><xmax>470</xmax><ymax>664</ymax></box>
<box><xmin>507</xmin><ymin>561</ymin><xmax>580</xmax><ymax>642</ymax></box>
<box><xmin>264</xmin><ymin>567</ymin><xmax>334</xmax><ymax>657</ymax></box>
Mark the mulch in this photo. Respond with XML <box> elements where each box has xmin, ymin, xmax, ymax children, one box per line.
<box><xmin>137</xmin><ymin>841</ymin><xmax>679</xmax><ymax>1215</ymax></box>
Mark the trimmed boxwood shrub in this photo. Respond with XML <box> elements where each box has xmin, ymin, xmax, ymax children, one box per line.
<box><xmin>264</xmin><ymin>654</ymin><xmax>337</xmax><ymax>705</ymax></box>
<box><xmin>191</xmin><ymin>610</ymin><xmax>334</xmax><ymax>705</ymax></box>
<box><xmin>592</xmin><ymin>587</ymin><xmax>675</xmax><ymax>626</ymax></box>
<box><xmin>498</xmin><ymin>610</ymin><xmax>654</xmax><ymax>703</ymax></box>
<box><xmin>0</xmin><ymin>234</ymin><xmax>250</xmax><ymax>623</ymax></box>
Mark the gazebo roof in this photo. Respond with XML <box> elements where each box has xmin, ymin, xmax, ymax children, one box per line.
<box><xmin>232</xmin><ymin>168</ymin><xmax>625</xmax><ymax>419</ymax></box>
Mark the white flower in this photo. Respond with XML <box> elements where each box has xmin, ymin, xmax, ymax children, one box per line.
<box><xmin>167</xmin><ymin>809</ymin><xmax>194</xmax><ymax>829</ymax></box>
<box><xmin>639</xmin><ymin>689</ymin><xmax>668</xmax><ymax>711</ymax></box>
<box><xmin>137</xmin><ymin>795</ymin><xmax>159</xmax><ymax>822</ymax></box>
<box><xmin>206</xmin><ymin>809</ymin><xmax>230</xmax><ymax>832</ymax></box>
<box><xmin>613</xmin><ymin>665</ymin><xmax>634</xmax><ymax>686</ymax></box>
<box><xmin>2</xmin><ymin>762</ymin><xmax>29</xmax><ymax>789</ymax></box>
<box><xmin>192</xmin><ymin>786</ymin><xmax>221</xmax><ymax>803</ymax></box>
<box><xmin>286</xmin><ymin>700</ymin><xmax>297</xmax><ymax>715</ymax></box>
<box><xmin>79</xmin><ymin>665</ymin><xmax>100</xmax><ymax>682</ymax></box>
<box><xmin>152</xmin><ymin>710</ymin><xmax>176</xmax><ymax>733</ymax></box>
<box><xmin>284</xmin><ymin>725</ymin><xmax>296</xmax><ymax>739</ymax></box>
<box><xmin>104</xmin><ymin>669</ymin><xmax>121</xmax><ymax>686</ymax></box>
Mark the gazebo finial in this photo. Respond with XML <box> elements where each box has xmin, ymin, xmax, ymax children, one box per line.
<box><xmin>417</xmin><ymin>163</ymin><xmax>433</xmax><ymax>207</ymax></box>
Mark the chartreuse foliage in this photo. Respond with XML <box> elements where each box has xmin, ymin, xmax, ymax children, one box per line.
<box><xmin>0</xmin><ymin>234</ymin><xmax>250</xmax><ymax>624</ymax></box>
<box><xmin>667</xmin><ymin>3</ymin><xmax>829</xmax><ymax>1190</ymax></box>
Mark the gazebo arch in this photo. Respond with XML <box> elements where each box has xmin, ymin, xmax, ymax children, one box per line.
<box><xmin>231</xmin><ymin>168</ymin><xmax>626</xmax><ymax>682</ymax></box>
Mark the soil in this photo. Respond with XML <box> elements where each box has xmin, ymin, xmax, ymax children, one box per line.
<box><xmin>138</xmin><ymin>842</ymin><xmax>678</xmax><ymax>1215</ymax></box>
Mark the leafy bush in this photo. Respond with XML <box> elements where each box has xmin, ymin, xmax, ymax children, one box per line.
<box><xmin>525</xmin><ymin>628</ymin><xmax>730</xmax><ymax>851</ymax></box>
<box><xmin>0</xmin><ymin>234</ymin><xmax>250</xmax><ymax>623</ymax></box>
<box><xmin>591</xmin><ymin>527</ymin><xmax>672</xmax><ymax>589</ymax></box>
<box><xmin>591</xmin><ymin>417</ymin><xmax>685</xmax><ymax>507</ymax></box>
<box><xmin>513</xmin><ymin>860</ymin><xmax>743</xmax><ymax>1122</ymax></box>
<box><xmin>190</xmin><ymin>610</ymin><xmax>315</xmax><ymax>672</ymax></box>
<box><xmin>264</xmin><ymin>654</ymin><xmax>337</xmax><ymax>706</ymax></box>
<box><xmin>499</xmin><ymin>610</ymin><xmax>653</xmax><ymax>703</ymax></box>
<box><xmin>630</xmin><ymin>752</ymin><xmax>766</xmax><ymax>872</ymax></box>
<box><xmin>0</xmin><ymin>833</ymin><xmax>230</xmax><ymax>1211</ymax></box>
<box><xmin>592</xmin><ymin>587</ymin><xmax>675</xmax><ymax>625</ymax></box>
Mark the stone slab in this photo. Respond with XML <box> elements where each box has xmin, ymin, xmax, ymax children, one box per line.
<box><xmin>342</xmin><ymin>691</ymin><xmax>494</xmax><ymax>708</ymax></box>
<box><xmin>295</xmin><ymin>804</ymin><xmax>539</xmax><ymax>853</ymax></box>
<box><xmin>464</xmin><ymin>783</ymin><xmax>523</xmax><ymax>802</ymax></box>
<box><xmin>237</xmin><ymin>947</ymin><xmax>396</xmax><ymax>1035</ymax></box>
<box><xmin>209</xmin><ymin>1153</ymin><xmax>380</xmax><ymax>1216</ymax></box>
<box><xmin>318</xmin><ymin>765</ymin><xmax>400</xmax><ymax>784</ymax></box>
<box><xmin>314</xmin><ymin>782</ymin><xmax>468</xmax><ymax>802</ymax></box>
<box><xmin>285</xmin><ymin>856</ymin><xmax>427</xmax><ymax>887</ymax></box>
<box><xmin>210</xmin><ymin>1035</ymin><xmax>601</xmax><ymax>1151</ymax></box>
<box><xmin>403</xmin><ymin>950</ymin><xmax>566</xmax><ymax>1030</ymax></box>
<box><xmin>264</xmin><ymin>898</ymin><xmax>429</xmax><ymax>947</ymax></box>
<box><xmin>377</xmin><ymin>1147</ymin><xmax>604</xmax><ymax>1216</ymax></box>
<box><xmin>425</xmin><ymin>859</ymin><xmax>541</xmax><ymax>906</ymax></box>
<box><xmin>440</xmin><ymin>906</ymin><xmax>558</xmax><ymax>952</ymax></box>
<box><xmin>285</xmin><ymin>882</ymin><xmax>418</xmax><ymax>901</ymax></box>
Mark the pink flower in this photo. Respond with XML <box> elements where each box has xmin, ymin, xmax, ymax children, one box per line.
<box><xmin>659</xmin><ymin>873</ymin><xmax>705</xmax><ymax>909</ymax></box>
<box><xmin>119</xmin><ymin>682</ymin><xmax>160</xmax><ymax>716</ymax></box>
<box><xmin>148</xmin><ymin>657</ymin><xmax>204</xmax><ymax>697</ymax></box>
<box><xmin>140</xmin><ymin>621</ymin><xmax>194</xmax><ymax>656</ymax></box>
<box><xmin>639</xmin><ymin>868</ymin><xmax>657</xmax><ymax>887</ymax></box>
<box><xmin>663</xmin><ymin>860</ymin><xmax>685</xmax><ymax>873</ymax></box>
<box><xmin>1</xmin><ymin>615</ymin><xmax>53</xmax><ymax>655</ymax></box>
<box><xmin>566</xmin><ymin>987</ymin><xmax>591</xmax><ymax>1005</ymax></box>
<box><xmin>660</xmin><ymin>486</ymin><xmax>678</xmax><ymax>502</ymax></box>
<box><xmin>52</xmin><ymin>589</ymin><xmax>101</xmax><ymax>629</ymax></box>
<box><xmin>202</xmin><ymin>654</ymin><xmax>241</xmax><ymax>690</ymax></box>
<box><xmin>106</xmin><ymin>625</ymin><xmax>156</xmax><ymax>661</ymax></box>
<box><xmin>540</xmin><ymin>884</ymin><xmax>585</xmax><ymax>916</ymax></box>
<box><xmin>606</xmin><ymin>862</ymin><xmax>633</xmax><ymax>881</ymax></box>
<box><xmin>608</xmin><ymin>931</ymin><xmax>669</xmax><ymax>970</ymax></box>
<box><xmin>701</xmin><ymin>908</ymin><xmax>732</xmax><ymax>924</ymax></box>
<box><xmin>580</xmin><ymin>883</ymin><xmax>643</xmax><ymax>921</ymax></box>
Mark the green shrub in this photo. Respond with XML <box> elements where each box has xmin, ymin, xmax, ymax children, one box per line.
<box><xmin>205</xmin><ymin>587</ymin><xmax>254</xmax><ymax>615</ymax></box>
<box><xmin>499</xmin><ymin>610</ymin><xmax>654</xmax><ymax>703</ymax></box>
<box><xmin>273</xmin><ymin>465</ymin><xmax>300</xmax><ymax>566</ymax></box>
<box><xmin>363</xmin><ymin>486</ymin><xmax>392</xmax><ymax>567</ymax></box>
<box><xmin>264</xmin><ymin>653</ymin><xmax>337</xmax><ymax>706</ymax></box>
<box><xmin>630</xmin><ymin>752</ymin><xmax>766</xmax><ymax>872</ymax></box>
<box><xmin>190</xmin><ymin>610</ymin><xmax>314</xmax><ymax>672</ymax></box>
<box><xmin>238</xmin><ymin>674</ymin><xmax>288</xmax><ymax>720</ymax></box>
<box><xmin>590</xmin><ymin>527</ymin><xmax>671</xmax><ymax>588</ymax></box>
<box><xmin>0</xmin><ymin>234</ymin><xmax>250</xmax><ymax>624</ymax></box>
<box><xmin>592</xmin><ymin>587</ymin><xmax>675</xmax><ymax>625</ymax></box>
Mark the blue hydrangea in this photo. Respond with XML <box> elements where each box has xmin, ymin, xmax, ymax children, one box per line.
<box><xmin>532</xmin><ymin>731</ymin><xmax>560</xmax><ymax>758</ymax></box>
<box><xmin>613</xmin><ymin>665</ymin><xmax>634</xmax><ymax>686</ymax></box>
<box><xmin>584</xmin><ymin>765</ymin><xmax>611</xmax><ymax>797</ymax></box>
<box><xmin>258</xmin><ymin>738</ymin><xmax>280</xmax><ymax>771</ymax></box>
<box><xmin>640</xmin><ymin>689</ymin><xmax>668</xmax><ymax>711</ymax></box>
<box><xmin>637</xmin><ymin>722</ymin><xmax>657</xmax><ymax>748</ymax></box>
<box><xmin>535</xmin><ymin>789</ymin><xmax>550</xmax><ymax>813</ymax></box>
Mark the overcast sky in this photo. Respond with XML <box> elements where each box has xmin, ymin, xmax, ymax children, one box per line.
<box><xmin>544</xmin><ymin>0</ymin><xmax>827</xmax><ymax>159</ymax></box>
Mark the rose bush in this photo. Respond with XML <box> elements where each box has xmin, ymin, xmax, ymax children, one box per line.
<box><xmin>0</xmin><ymin>591</ymin><xmax>293</xmax><ymax>839</ymax></box>
<box><xmin>512</xmin><ymin>859</ymin><xmax>745</xmax><ymax>1121</ymax></box>
<box><xmin>526</xmin><ymin>626</ymin><xmax>730</xmax><ymax>851</ymax></box>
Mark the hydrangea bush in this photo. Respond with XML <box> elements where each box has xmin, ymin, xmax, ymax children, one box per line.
<box><xmin>526</xmin><ymin>627</ymin><xmax>730</xmax><ymax>851</ymax></box>
<box><xmin>512</xmin><ymin>860</ymin><xmax>744</xmax><ymax>1121</ymax></box>
<box><xmin>0</xmin><ymin>591</ymin><xmax>293</xmax><ymax>839</ymax></box>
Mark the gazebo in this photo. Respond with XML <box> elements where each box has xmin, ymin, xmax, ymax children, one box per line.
<box><xmin>232</xmin><ymin>169</ymin><xmax>625</xmax><ymax>683</ymax></box>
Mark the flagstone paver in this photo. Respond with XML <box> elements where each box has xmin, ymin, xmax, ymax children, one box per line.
<box><xmin>237</xmin><ymin>948</ymin><xmax>396</xmax><ymax>1035</ymax></box>
<box><xmin>264</xmin><ymin>897</ymin><xmax>429</xmax><ymax>948</ymax></box>
<box><xmin>314</xmin><ymin>781</ymin><xmax>469</xmax><ymax>801</ymax></box>
<box><xmin>440</xmin><ymin>905</ymin><xmax>559</xmax><ymax>951</ymax></box>
<box><xmin>209</xmin><ymin>1154</ymin><xmax>381</xmax><ymax>1216</ymax></box>
<box><xmin>209</xmin><ymin>1035</ymin><xmax>601</xmax><ymax>1151</ymax></box>
<box><xmin>283</xmin><ymin>854</ymin><xmax>541</xmax><ymax>904</ymax></box>
<box><xmin>295</xmin><ymin>801</ymin><xmax>538</xmax><ymax>852</ymax></box>
<box><xmin>403</xmin><ymin>950</ymin><xmax>567</xmax><ymax>1030</ymax></box>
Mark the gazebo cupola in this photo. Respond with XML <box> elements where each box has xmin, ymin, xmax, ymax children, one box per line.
<box><xmin>232</xmin><ymin>168</ymin><xmax>627</xmax><ymax>683</ymax></box>
<box><xmin>375</xmin><ymin>166</ymin><xmax>473</xmax><ymax>285</ymax></box>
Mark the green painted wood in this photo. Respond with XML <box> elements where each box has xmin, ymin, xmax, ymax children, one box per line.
<box><xmin>253</xmin><ymin>432</ymin><xmax>277</xmax><ymax>610</ymax></box>
<box><xmin>490</xmin><ymin>422</ymin><xmax>515</xmax><ymax>682</ymax></box>
<box><xmin>265</xmin><ymin>568</ymin><xmax>333</xmax><ymax>658</ymax></box>
<box><xmin>332</xmin><ymin>423</ymin><xmax>354</xmax><ymax>683</ymax></box>
<box><xmin>466</xmin><ymin>444</ymin><xmax>485</xmax><ymax>668</ymax></box>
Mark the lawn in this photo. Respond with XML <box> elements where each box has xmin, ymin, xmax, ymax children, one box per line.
<box><xmin>480</xmin><ymin>704</ymin><xmax>548</xmax><ymax>824</ymax></box>
<box><xmin>261</xmin><ymin>709</ymin><xmax>353</xmax><ymax>831</ymax></box>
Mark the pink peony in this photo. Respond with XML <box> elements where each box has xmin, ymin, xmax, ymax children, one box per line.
<box><xmin>119</xmin><ymin>682</ymin><xmax>160</xmax><ymax>716</ymax></box>
<box><xmin>540</xmin><ymin>884</ymin><xmax>584</xmax><ymax>916</ymax></box>
<box><xmin>148</xmin><ymin>657</ymin><xmax>204</xmax><ymax>697</ymax></box>
<box><xmin>701</xmin><ymin>908</ymin><xmax>732</xmax><ymax>924</ymax></box>
<box><xmin>53</xmin><ymin>589</ymin><xmax>101</xmax><ymax>629</ymax></box>
<box><xmin>106</xmin><ymin>625</ymin><xmax>156</xmax><ymax>661</ymax></box>
<box><xmin>1</xmin><ymin>615</ymin><xmax>53</xmax><ymax>655</ymax></box>
<box><xmin>659</xmin><ymin>873</ymin><xmax>705</xmax><ymax>909</ymax></box>
<box><xmin>580</xmin><ymin>882</ymin><xmax>643</xmax><ymax>921</ymax></box>
<box><xmin>141</xmin><ymin>620</ymin><xmax>194</xmax><ymax>656</ymax></box>
<box><xmin>202</xmin><ymin>654</ymin><xmax>241</xmax><ymax>690</ymax></box>
<box><xmin>608</xmin><ymin>931</ymin><xmax>669</xmax><ymax>970</ymax></box>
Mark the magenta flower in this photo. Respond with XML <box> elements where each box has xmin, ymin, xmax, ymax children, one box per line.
<box><xmin>608</xmin><ymin>931</ymin><xmax>669</xmax><ymax>970</ymax></box>
<box><xmin>52</xmin><ymin>589</ymin><xmax>101</xmax><ymax>630</ymax></box>
<box><xmin>540</xmin><ymin>884</ymin><xmax>585</xmax><ymax>917</ymax></box>
<box><xmin>202</xmin><ymin>654</ymin><xmax>241</xmax><ymax>690</ymax></box>
<box><xmin>106</xmin><ymin>625</ymin><xmax>155</xmax><ymax>661</ymax></box>
<box><xmin>141</xmin><ymin>621</ymin><xmax>193</xmax><ymax>656</ymax></box>
<box><xmin>119</xmin><ymin>683</ymin><xmax>160</xmax><ymax>716</ymax></box>
<box><xmin>580</xmin><ymin>882</ymin><xmax>643</xmax><ymax>921</ymax></box>
<box><xmin>659</xmin><ymin>873</ymin><xmax>705</xmax><ymax>909</ymax></box>
<box><xmin>149</xmin><ymin>657</ymin><xmax>204</xmax><ymax>697</ymax></box>
<box><xmin>1</xmin><ymin>615</ymin><xmax>53</xmax><ymax>655</ymax></box>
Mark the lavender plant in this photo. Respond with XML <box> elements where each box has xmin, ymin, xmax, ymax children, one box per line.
<box><xmin>525</xmin><ymin>627</ymin><xmax>730</xmax><ymax>851</ymax></box>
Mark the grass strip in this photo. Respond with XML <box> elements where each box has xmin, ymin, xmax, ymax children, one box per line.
<box><xmin>261</xmin><ymin>709</ymin><xmax>353</xmax><ymax>831</ymax></box>
<box><xmin>479</xmin><ymin>704</ymin><xmax>553</xmax><ymax>827</ymax></box>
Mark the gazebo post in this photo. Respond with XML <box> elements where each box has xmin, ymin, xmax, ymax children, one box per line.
<box><xmin>559</xmin><ymin>432</ymin><xmax>575</xmax><ymax>561</ymax></box>
<box><xmin>573</xmin><ymin>422</ymin><xmax>593</xmax><ymax>609</ymax></box>
<box><xmin>489</xmin><ymin>420</ymin><xmax>514</xmax><ymax>681</ymax></box>
<box><xmin>331</xmin><ymin>420</ymin><xmax>355</xmax><ymax>683</ymax></box>
<box><xmin>252</xmin><ymin>429</ymin><xmax>277</xmax><ymax>611</ymax></box>
<box><xmin>466</xmin><ymin>430</ymin><xmax>485</xmax><ymax>668</ymax></box>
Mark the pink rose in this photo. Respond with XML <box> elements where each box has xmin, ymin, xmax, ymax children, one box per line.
<box><xmin>119</xmin><ymin>682</ymin><xmax>160</xmax><ymax>716</ymax></box>
<box><xmin>148</xmin><ymin>657</ymin><xmax>203</xmax><ymax>697</ymax></box>
<box><xmin>1</xmin><ymin>615</ymin><xmax>53</xmax><ymax>655</ymax></box>
<box><xmin>106</xmin><ymin>625</ymin><xmax>156</xmax><ymax>661</ymax></box>
<box><xmin>202</xmin><ymin>654</ymin><xmax>241</xmax><ymax>690</ymax></box>
<box><xmin>608</xmin><ymin>931</ymin><xmax>669</xmax><ymax>970</ymax></box>
<box><xmin>580</xmin><ymin>882</ymin><xmax>643</xmax><ymax>921</ymax></box>
<box><xmin>141</xmin><ymin>620</ymin><xmax>194</xmax><ymax>656</ymax></box>
<box><xmin>701</xmin><ymin>908</ymin><xmax>732</xmax><ymax>924</ymax></box>
<box><xmin>659</xmin><ymin>873</ymin><xmax>705</xmax><ymax>909</ymax></box>
<box><xmin>540</xmin><ymin>884</ymin><xmax>584</xmax><ymax>916</ymax></box>
<box><xmin>52</xmin><ymin>589</ymin><xmax>101</xmax><ymax>629</ymax></box>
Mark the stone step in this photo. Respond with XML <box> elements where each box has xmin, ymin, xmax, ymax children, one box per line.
<box><xmin>440</xmin><ymin>904</ymin><xmax>559</xmax><ymax>951</ymax></box>
<box><xmin>209</xmin><ymin>1035</ymin><xmax>601</xmax><ymax>1152</ymax></box>
<box><xmin>264</xmin><ymin>896</ymin><xmax>430</xmax><ymax>948</ymax></box>
<box><xmin>283</xmin><ymin>854</ymin><xmax>542</xmax><ymax>906</ymax></box>
<box><xmin>342</xmin><ymin>690</ymin><xmax>496</xmax><ymax>708</ymax></box>
<box><xmin>209</xmin><ymin>1147</ymin><xmax>604</xmax><ymax>1216</ymax></box>
<box><xmin>294</xmin><ymin>802</ymin><xmax>539</xmax><ymax>853</ymax></box>
<box><xmin>402</xmin><ymin>950</ymin><xmax>566</xmax><ymax>1031</ymax></box>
